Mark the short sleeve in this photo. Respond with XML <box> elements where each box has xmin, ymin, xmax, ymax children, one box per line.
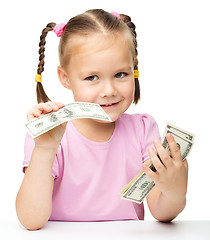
<box><xmin>139</xmin><ymin>114</ymin><xmax>161</xmax><ymax>162</ymax></box>
<box><xmin>23</xmin><ymin>133</ymin><xmax>59</xmax><ymax>179</ymax></box>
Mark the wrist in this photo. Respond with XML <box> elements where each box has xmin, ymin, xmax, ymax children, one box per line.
<box><xmin>33</xmin><ymin>145</ymin><xmax>59</xmax><ymax>161</ymax></box>
<box><xmin>34</xmin><ymin>143</ymin><xmax>59</xmax><ymax>152</ymax></box>
<box><xmin>27</xmin><ymin>145</ymin><xmax>58</xmax><ymax>174</ymax></box>
<box><xmin>160</xmin><ymin>191</ymin><xmax>187</xmax><ymax>206</ymax></box>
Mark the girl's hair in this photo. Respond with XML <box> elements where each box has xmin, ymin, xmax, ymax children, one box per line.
<box><xmin>36</xmin><ymin>9</ymin><xmax>140</xmax><ymax>104</ymax></box>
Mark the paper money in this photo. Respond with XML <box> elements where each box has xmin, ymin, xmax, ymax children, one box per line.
<box><xmin>25</xmin><ymin>102</ymin><xmax>112</xmax><ymax>138</ymax></box>
<box><xmin>120</xmin><ymin>123</ymin><xmax>195</xmax><ymax>204</ymax></box>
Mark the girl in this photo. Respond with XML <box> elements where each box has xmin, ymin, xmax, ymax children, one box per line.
<box><xmin>16</xmin><ymin>9</ymin><xmax>188</xmax><ymax>230</ymax></box>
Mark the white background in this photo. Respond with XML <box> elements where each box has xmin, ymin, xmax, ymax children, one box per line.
<box><xmin>1</xmin><ymin>0</ymin><xmax>210</xmax><ymax>221</ymax></box>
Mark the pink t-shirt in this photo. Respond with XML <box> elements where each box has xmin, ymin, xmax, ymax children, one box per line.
<box><xmin>23</xmin><ymin>113</ymin><xmax>160</xmax><ymax>222</ymax></box>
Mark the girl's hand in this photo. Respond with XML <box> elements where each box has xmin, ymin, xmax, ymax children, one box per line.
<box><xmin>27</xmin><ymin>101</ymin><xmax>67</xmax><ymax>149</ymax></box>
<box><xmin>142</xmin><ymin>133</ymin><xmax>188</xmax><ymax>202</ymax></box>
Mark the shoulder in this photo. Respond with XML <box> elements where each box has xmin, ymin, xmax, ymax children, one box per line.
<box><xmin>119</xmin><ymin>113</ymin><xmax>158</xmax><ymax>129</ymax></box>
<box><xmin>118</xmin><ymin>113</ymin><xmax>160</xmax><ymax>142</ymax></box>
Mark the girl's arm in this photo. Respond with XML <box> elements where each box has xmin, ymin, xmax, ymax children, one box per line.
<box><xmin>16</xmin><ymin>102</ymin><xmax>66</xmax><ymax>230</ymax></box>
<box><xmin>143</xmin><ymin>133</ymin><xmax>188</xmax><ymax>222</ymax></box>
<box><xmin>16</xmin><ymin>147</ymin><xmax>56</xmax><ymax>230</ymax></box>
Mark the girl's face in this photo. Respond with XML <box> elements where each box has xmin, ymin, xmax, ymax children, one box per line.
<box><xmin>58</xmin><ymin>34</ymin><xmax>135</xmax><ymax>122</ymax></box>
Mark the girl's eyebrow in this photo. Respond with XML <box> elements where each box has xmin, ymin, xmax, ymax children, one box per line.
<box><xmin>79</xmin><ymin>66</ymin><xmax>133</xmax><ymax>77</ymax></box>
<box><xmin>115</xmin><ymin>66</ymin><xmax>133</xmax><ymax>72</ymax></box>
<box><xmin>80</xmin><ymin>71</ymin><xmax>101</xmax><ymax>76</ymax></box>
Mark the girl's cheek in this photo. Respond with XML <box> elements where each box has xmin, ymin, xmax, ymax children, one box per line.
<box><xmin>73</xmin><ymin>88</ymin><xmax>96</xmax><ymax>102</ymax></box>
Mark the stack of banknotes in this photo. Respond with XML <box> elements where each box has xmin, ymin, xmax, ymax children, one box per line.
<box><xmin>119</xmin><ymin>123</ymin><xmax>195</xmax><ymax>204</ymax></box>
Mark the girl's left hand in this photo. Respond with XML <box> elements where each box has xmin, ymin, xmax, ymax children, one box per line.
<box><xmin>142</xmin><ymin>133</ymin><xmax>188</xmax><ymax>202</ymax></box>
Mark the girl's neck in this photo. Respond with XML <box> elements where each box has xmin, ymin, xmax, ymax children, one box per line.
<box><xmin>71</xmin><ymin>118</ymin><xmax>116</xmax><ymax>142</ymax></box>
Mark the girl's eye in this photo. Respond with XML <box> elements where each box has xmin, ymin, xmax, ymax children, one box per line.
<box><xmin>85</xmin><ymin>75</ymin><xmax>98</xmax><ymax>81</ymax></box>
<box><xmin>115</xmin><ymin>72</ymin><xmax>128</xmax><ymax>78</ymax></box>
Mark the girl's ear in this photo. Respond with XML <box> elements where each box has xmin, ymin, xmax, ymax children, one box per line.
<box><xmin>57</xmin><ymin>66</ymin><xmax>72</xmax><ymax>90</ymax></box>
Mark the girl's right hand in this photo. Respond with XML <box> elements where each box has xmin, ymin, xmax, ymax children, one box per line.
<box><xmin>27</xmin><ymin>101</ymin><xmax>67</xmax><ymax>149</ymax></box>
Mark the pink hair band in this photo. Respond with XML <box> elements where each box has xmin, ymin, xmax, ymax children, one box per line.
<box><xmin>53</xmin><ymin>12</ymin><xmax>120</xmax><ymax>37</ymax></box>
<box><xmin>53</xmin><ymin>23</ymin><xmax>67</xmax><ymax>37</ymax></box>
<box><xmin>111</xmin><ymin>11</ymin><xmax>121</xmax><ymax>19</ymax></box>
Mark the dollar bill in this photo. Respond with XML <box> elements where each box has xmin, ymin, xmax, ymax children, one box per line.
<box><xmin>162</xmin><ymin>123</ymin><xmax>194</xmax><ymax>160</ymax></box>
<box><xmin>120</xmin><ymin>123</ymin><xmax>195</xmax><ymax>204</ymax></box>
<box><xmin>25</xmin><ymin>102</ymin><xmax>112</xmax><ymax>138</ymax></box>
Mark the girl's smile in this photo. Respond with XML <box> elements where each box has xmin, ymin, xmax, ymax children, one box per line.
<box><xmin>100</xmin><ymin>101</ymin><xmax>121</xmax><ymax>113</ymax></box>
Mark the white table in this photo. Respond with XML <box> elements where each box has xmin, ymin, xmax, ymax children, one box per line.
<box><xmin>1</xmin><ymin>220</ymin><xmax>210</xmax><ymax>240</ymax></box>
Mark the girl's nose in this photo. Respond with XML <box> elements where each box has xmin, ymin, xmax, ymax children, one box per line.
<box><xmin>101</xmin><ymin>79</ymin><xmax>117</xmax><ymax>98</ymax></box>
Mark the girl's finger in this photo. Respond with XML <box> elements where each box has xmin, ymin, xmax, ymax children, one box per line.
<box><xmin>148</xmin><ymin>147</ymin><xmax>166</xmax><ymax>174</ymax></box>
<box><xmin>32</xmin><ymin>109</ymin><xmax>41</xmax><ymax>117</ymax></box>
<box><xmin>45</xmin><ymin>102</ymin><xmax>59</xmax><ymax>111</ymax></box>
<box><xmin>35</xmin><ymin>102</ymin><xmax>59</xmax><ymax>113</ymax></box>
<box><xmin>166</xmin><ymin>133</ymin><xmax>182</xmax><ymax>162</ymax></box>
<box><xmin>34</xmin><ymin>102</ymin><xmax>52</xmax><ymax>113</ymax></box>
<box><xmin>142</xmin><ymin>161</ymin><xmax>158</xmax><ymax>182</ymax></box>
<box><xmin>183</xmin><ymin>159</ymin><xmax>188</xmax><ymax>172</ymax></box>
<box><xmin>153</xmin><ymin>139</ymin><xmax>173</xmax><ymax>168</ymax></box>
<box><xmin>143</xmin><ymin>159</ymin><xmax>151</xmax><ymax>166</ymax></box>
<box><xmin>54</xmin><ymin>102</ymin><xmax>65</xmax><ymax>108</ymax></box>
<box><xmin>46</xmin><ymin>102</ymin><xmax>64</xmax><ymax>111</ymax></box>
<box><xmin>27</xmin><ymin>108</ymin><xmax>41</xmax><ymax>121</ymax></box>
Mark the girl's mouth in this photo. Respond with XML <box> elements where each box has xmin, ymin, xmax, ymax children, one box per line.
<box><xmin>100</xmin><ymin>102</ymin><xmax>119</xmax><ymax>109</ymax></box>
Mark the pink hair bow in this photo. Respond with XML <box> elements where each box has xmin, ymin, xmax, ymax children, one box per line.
<box><xmin>53</xmin><ymin>23</ymin><xmax>66</xmax><ymax>37</ymax></box>
<box><xmin>111</xmin><ymin>11</ymin><xmax>121</xmax><ymax>19</ymax></box>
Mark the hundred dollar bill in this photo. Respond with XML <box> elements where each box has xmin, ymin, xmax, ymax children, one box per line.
<box><xmin>120</xmin><ymin>123</ymin><xmax>195</xmax><ymax>204</ymax></box>
<box><xmin>25</xmin><ymin>102</ymin><xmax>112</xmax><ymax>138</ymax></box>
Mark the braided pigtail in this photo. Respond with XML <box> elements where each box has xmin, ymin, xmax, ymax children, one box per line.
<box><xmin>36</xmin><ymin>22</ymin><xmax>56</xmax><ymax>103</ymax></box>
<box><xmin>120</xmin><ymin>14</ymin><xmax>140</xmax><ymax>104</ymax></box>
